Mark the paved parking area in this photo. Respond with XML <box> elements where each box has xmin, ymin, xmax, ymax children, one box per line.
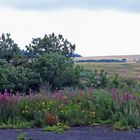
<box><xmin>0</xmin><ymin>126</ymin><xmax>140</xmax><ymax>140</ymax></box>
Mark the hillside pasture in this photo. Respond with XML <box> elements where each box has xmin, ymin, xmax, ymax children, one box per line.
<box><xmin>77</xmin><ymin>62</ymin><xmax>140</xmax><ymax>78</ymax></box>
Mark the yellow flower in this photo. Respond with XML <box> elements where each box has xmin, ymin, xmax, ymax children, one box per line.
<box><xmin>50</xmin><ymin>100</ymin><xmax>56</xmax><ymax>104</ymax></box>
<box><xmin>90</xmin><ymin>112</ymin><xmax>96</xmax><ymax>116</ymax></box>
<box><xmin>92</xmin><ymin>112</ymin><xmax>95</xmax><ymax>115</ymax></box>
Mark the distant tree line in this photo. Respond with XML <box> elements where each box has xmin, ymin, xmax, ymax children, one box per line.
<box><xmin>71</xmin><ymin>53</ymin><xmax>82</xmax><ymax>57</ymax></box>
<box><xmin>75</xmin><ymin>58</ymin><xmax>127</xmax><ymax>63</ymax></box>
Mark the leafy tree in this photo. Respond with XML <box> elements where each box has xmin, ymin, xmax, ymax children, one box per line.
<box><xmin>26</xmin><ymin>33</ymin><xmax>76</xmax><ymax>59</ymax></box>
<box><xmin>0</xmin><ymin>33</ymin><xmax>21</xmax><ymax>66</ymax></box>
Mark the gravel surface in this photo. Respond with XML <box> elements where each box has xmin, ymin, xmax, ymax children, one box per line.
<box><xmin>0</xmin><ymin>126</ymin><xmax>140</xmax><ymax>140</ymax></box>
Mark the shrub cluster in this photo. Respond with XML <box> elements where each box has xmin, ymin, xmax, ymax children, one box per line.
<box><xmin>0</xmin><ymin>33</ymin><xmax>81</xmax><ymax>92</ymax></box>
<box><xmin>0</xmin><ymin>33</ymin><xmax>137</xmax><ymax>93</ymax></box>
<box><xmin>80</xmin><ymin>69</ymin><xmax>140</xmax><ymax>90</ymax></box>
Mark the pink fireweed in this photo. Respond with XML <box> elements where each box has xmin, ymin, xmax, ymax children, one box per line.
<box><xmin>112</xmin><ymin>90</ymin><xmax>135</xmax><ymax>106</ymax></box>
<box><xmin>123</xmin><ymin>93</ymin><xmax>134</xmax><ymax>101</ymax></box>
<box><xmin>52</xmin><ymin>90</ymin><xmax>70</xmax><ymax>104</ymax></box>
<box><xmin>87</xmin><ymin>87</ymin><xmax>95</xmax><ymax>95</ymax></box>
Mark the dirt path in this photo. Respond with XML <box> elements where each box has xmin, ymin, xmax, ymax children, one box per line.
<box><xmin>0</xmin><ymin>126</ymin><xmax>140</xmax><ymax>140</ymax></box>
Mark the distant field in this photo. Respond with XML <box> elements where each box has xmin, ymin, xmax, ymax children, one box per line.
<box><xmin>77</xmin><ymin>62</ymin><xmax>140</xmax><ymax>78</ymax></box>
<box><xmin>74</xmin><ymin>54</ymin><xmax>140</xmax><ymax>62</ymax></box>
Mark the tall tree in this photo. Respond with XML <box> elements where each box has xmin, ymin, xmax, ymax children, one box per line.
<box><xmin>26</xmin><ymin>33</ymin><xmax>76</xmax><ymax>59</ymax></box>
<box><xmin>0</xmin><ymin>33</ymin><xmax>21</xmax><ymax>66</ymax></box>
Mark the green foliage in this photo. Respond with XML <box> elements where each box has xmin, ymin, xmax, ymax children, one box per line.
<box><xmin>93</xmin><ymin>90</ymin><xmax>114</xmax><ymax>122</ymax></box>
<box><xmin>32</xmin><ymin>111</ymin><xmax>45</xmax><ymax>127</ymax></box>
<box><xmin>80</xmin><ymin>69</ymin><xmax>140</xmax><ymax>92</ymax></box>
<box><xmin>0</xmin><ymin>65</ymin><xmax>41</xmax><ymax>92</ymax></box>
<box><xmin>58</xmin><ymin>102</ymin><xmax>95</xmax><ymax>126</ymax></box>
<box><xmin>17</xmin><ymin>133</ymin><xmax>26</xmax><ymax>140</ymax></box>
<box><xmin>113</xmin><ymin>122</ymin><xmax>131</xmax><ymax>130</ymax></box>
<box><xmin>33</xmin><ymin>52</ymin><xmax>81</xmax><ymax>89</ymax></box>
<box><xmin>0</xmin><ymin>33</ymin><xmax>80</xmax><ymax>92</ymax></box>
<box><xmin>18</xmin><ymin>95</ymin><xmax>47</xmax><ymax>122</ymax></box>
<box><xmin>17</xmin><ymin>133</ymin><xmax>33</xmax><ymax>140</ymax></box>
<box><xmin>110</xmin><ymin>74</ymin><xmax>122</xmax><ymax>88</ymax></box>
<box><xmin>0</xmin><ymin>95</ymin><xmax>18</xmax><ymax>124</ymax></box>
<box><xmin>26</xmin><ymin>33</ymin><xmax>75</xmax><ymax>59</ymax></box>
<box><xmin>14</xmin><ymin>67</ymin><xmax>41</xmax><ymax>92</ymax></box>
<box><xmin>90</xmin><ymin>70</ymin><xmax>109</xmax><ymax>88</ymax></box>
<box><xmin>0</xmin><ymin>33</ymin><xmax>22</xmax><ymax>66</ymax></box>
<box><xmin>1</xmin><ymin>89</ymin><xmax>140</xmax><ymax>130</ymax></box>
<box><xmin>14</xmin><ymin>121</ymin><xmax>33</xmax><ymax>129</ymax></box>
<box><xmin>80</xmin><ymin>69</ymin><xmax>109</xmax><ymax>88</ymax></box>
<box><xmin>112</xmin><ymin>95</ymin><xmax>140</xmax><ymax>129</ymax></box>
<box><xmin>44</xmin><ymin>124</ymin><xmax>70</xmax><ymax>134</ymax></box>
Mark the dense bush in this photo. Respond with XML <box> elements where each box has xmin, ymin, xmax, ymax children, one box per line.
<box><xmin>80</xmin><ymin>69</ymin><xmax>140</xmax><ymax>91</ymax></box>
<box><xmin>33</xmin><ymin>52</ymin><xmax>81</xmax><ymax>90</ymax></box>
<box><xmin>0</xmin><ymin>33</ymin><xmax>81</xmax><ymax>92</ymax></box>
<box><xmin>0</xmin><ymin>65</ymin><xmax>41</xmax><ymax>92</ymax></box>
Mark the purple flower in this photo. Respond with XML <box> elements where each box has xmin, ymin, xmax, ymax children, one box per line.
<box><xmin>123</xmin><ymin>93</ymin><xmax>134</xmax><ymax>101</ymax></box>
<box><xmin>88</xmin><ymin>88</ymin><xmax>94</xmax><ymax>95</ymax></box>
<box><xmin>112</xmin><ymin>88</ymin><xmax>119</xmax><ymax>95</ymax></box>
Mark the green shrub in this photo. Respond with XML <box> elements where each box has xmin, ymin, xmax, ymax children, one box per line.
<box><xmin>18</xmin><ymin>95</ymin><xmax>47</xmax><ymax>122</ymax></box>
<box><xmin>80</xmin><ymin>69</ymin><xmax>109</xmax><ymax>88</ymax></box>
<box><xmin>112</xmin><ymin>93</ymin><xmax>140</xmax><ymax>129</ymax></box>
<box><xmin>0</xmin><ymin>65</ymin><xmax>41</xmax><ymax>92</ymax></box>
<box><xmin>33</xmin><ymin>52</ymin><xmax>81</xmax><ymax>90</ymax></box>
<box><xmin>93</xmin><ymin>90</ymin><xmax>114</xmax><ymax>122</ymax></box>
<box><xmin>17</xmin><ymin>133</ymin><xmax>26</xmax><ymax>140</ymax></box>
<box><xmin>58</xmin><ymin>102</ymin><xmax>95</xmax><ymax>126</ymax></box>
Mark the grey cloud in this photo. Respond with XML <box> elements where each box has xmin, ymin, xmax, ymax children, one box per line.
<box><xmin>0</xmin><ymin>0</ymin><xmax>140</xmax><ymax>12</ymax></box>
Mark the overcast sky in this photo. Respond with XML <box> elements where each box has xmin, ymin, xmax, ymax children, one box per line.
<box><xmin>0</xmin><ymin>0</ymin><xmax>140</xmax><ymax>56</ymax></box>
